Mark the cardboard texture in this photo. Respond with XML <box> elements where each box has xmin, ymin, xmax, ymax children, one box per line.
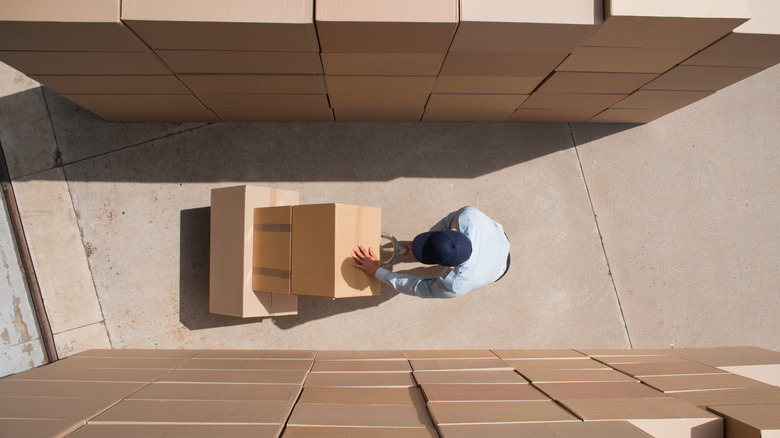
<box><xmin>708</xmin><ymin>404</ymin><xmax>780</xmax><ymax>438</ymax></box>
<box><xmin>155</xmin><ymin>50</ymin><xmax>323</xmax><ymax>74</ymax></box>
<box><xmin>321</xmin><ymin>53</ymin><xmax>446</xmax><ymax>76</ymax></box>
<box><xmin>427</xmin><ymin>400</ymin><xmax>579</xmax><ymax>425</ymax></box>
<box><xmin>412</xmin><ymin>370</ymin><xmax>528</xmax><ymax>384</ymax></box>
<box><xmin>422</xmin><ymin>108</ymin><xmax>517</xmax><ymax>122</ymax></box>
<box><xmin>315</xmin><ymin>350</ymin><xmax>407</xmax><ymax>360</ymax></box>
<box><xmin>535</xmin><ymin>382</ymin><xmax>669</xmax><ymax>400</ymax></box>
<box><xmin>405</xmin><ymin>350</ymin><xmax>497</xmax><ymax>359</ymax></box>
<box><xmin>283</xmin><ymin>426</ymin><xmax>439</xmax><ymax>437</ymax></box>
<box><xmin>4</xmin><ymin>366</ymin><xmax>168</xmax><ymax>383</ymax></box>
<box><xmin>29</xmin><ymin>75</ymin><xmax>190</xmax><ymax>95</ymax></box>
<box><xmin>537</xmin><ymin>72</ymin><xmax>659</xmax><ymax>94</ymax></box>
<box><xmin>558</xmin><ymin>46</ymin><xmax>697</xmax><ymax>73</ymax></box>
<box><xmin>214</xmin><ymin>108</ymin><xmax>334</xmax><ymax>122</ymax></box>
<box><xmin>575</xmin><ymin>349</ymin><xmax>673</xmax><ymax>357</ymax></box>
<box><xmin>297</xmin><ymin>387</ymin><xmax>426</xmax><ymax>405</ymax></box>
<box><xmin>128</xmin><ymin>382</ymin><xmax>303</xmax><ymax>402</ymax></box>
<box><xmin>670</xmin><ymin>385</ymin><xmax>780</xmax><ymax>409</ymax></box>
<box><xmin>432</xmin><ymin>76</ymin><xmax>546</xmax><ymax>94</ymax></box>
<box><xmin>121</xmin><ymin>0</ymin><xmax>319</xmax><ymax>51</ymax></box>
<box><xmin>177</xmin><ymin>74</ymin><xmax>327</xmax><ymax>95</ymax></box>
<box><xmin>87</xmin><ymin>108</ymin><xmax>220</xmax><ymax>123</ymax></box>
<box><xmin>683</xmin><ymin>33</ymin><xmax>780</xmax><ymax>69</ymax></box>
<box><xmin>304</xmin><ymin>372</ymin><xmax>416</xmax><ymax>388</ymax></box>
<box><xmin>521</xmin><ymin>92</ymin><xmax>627</xmax><ymax>112</ymax></box>
<box><xmin>66</xmin><ymin>424</ymin><xmax>283</xmax><ymax>438</ymax></box>
<box><xmin>0</xmin><ymin>396</ymin><xmax>118</xmax><ymax>421</ymax></box>
<box><xmin>75</xmin><ymin>349</ymin><xmax>201</xmax><ymax>359</ymax></box>
<box><xmin>0</xmin><ymin>51</ymin><xmax>171</xmax><ymax>75</ymax></box>
<box><xmin>438</xmin><ymin>421</ymin><xmax>655</xmax><ymax>438</ymax></box>
<box><xmin>594</xmin><ymin>355</ymin><xmax>691</xmax><ymax>365</ymax></box>
<box><xmin>0</xmin><ymin>380</ymin><xmax>146</xmax><ymax>399</ymax></box>
<box><xmin>290</xmin><ymin>204</ymin><xmax>382</xmax><ymax>298</ymax></box>
<box><xmin>609</xmin><ymin>361</ymin><xmax>728</xmax><ymax>377</ymax></box>
<box><xmin>643</xmin><ymin>65</ymin><xmax>764</xmax><ymax>91</ymax></box>
<box><xmin>640</xmin><ymin>373</ymin><xmax>768</xmax><ymax>393</ymax></box>
<box><xmin>252</xmin><ymin>206</ymin><xmax>293</xmax><ymax>294</ymax></box>
<box><xmin>334</xmin><ymin>108</ymin><xmax>424</xmax><ymax>122</ymax></box>
<box><xmin>588</xmin><ymin>108</ymin><xmax>672</xmax><ymax>123</ymax></box>
<box><xmin>508</xmin><ymin>108</ymin><xmax>605</xmax><ymax>123</ymax></box>
<box><xmin>329</xmin><ymin>93</ymin><xmax>431</xmax><ymax>109</ymax></box>
<box><xmin>90</xmin><ymin>399</ymin><xmax>294</xmax><ymax>424</ymax></box>
<box><xmin>325</xmin><ymin>76</ymin><xmax>435</xmax><ymax>109</ymax></box>
<box><xmin>311</xmin><ymin>360</ymin><xmax>412</xmax><ymax>373</ymax></box>
<box><xmin>46</xmin><ymin>356</ymin><xmax>187</xmax><ymax>369</ymax></box>
<box><xmin>505</xmin><ymin>358</ymin><xmax>611</xmax><ymax>371</ymax></box>
<box><xmin>438</xmin><ymin>52</ymin><xmax>568</xmax><ymax>77</ymax></box>
<box><xmin>672</xmin><ymin>347</ymin><xmax>780</xmax><ymax>367</ymax></box>
<box><xmin>518</xmin><ymin>368</ymin><xmax>639</xmax><ymax>383</ymax></box>
<box><xmin>63</xmin><ymin>94</ymin><xmax>207</xmax><ymax>112</ymax></box>
<box><xmin>409</xmin><ymin>358</ymin><xmax>513</xmax><ymax>371</ymax></box>
<box><xmin>492</xmin><ymin>349</ymin><xmax>587</xmax><ymax>359</ymax></box>
<box><xmin>0</xmin><ymin>418</ymin><xmax>83</xmax><ymax>438</ymax></box>
<box><xmin>198</xmin><ymin>93</ymin><xmax>330</xmax><ymax>110</ymax></box>
<box><xmin>315</xmin><ymin>0</ymin><xmax>458</xmax><ymax>53</ymax></box>
<box><xmin>209</xmin><ymin>185</ymin><xmax>299</xmax><ymax>318</ymax></box>
<box><xmin>158</xmin><ymin>369</ymin><xmax>309</xmax><ymax>385</ymax></box>
<box><xmin>178</xmin><ymin>358</ymin><xmax>313</xmax><ymax>371</ymax></box>
<box><xmin>420</xmin><ymin>383</ymin><xmax>549</xmax><ymax>402</ymax></box>
<box><xmin>194</xmin><ymin>349</ymin><xmax>316</xmax><ymax>359</ymax></box>
<box><xmin>719</xmin><ymin>365</ymin><xmax>780</xmax><ymax>387</ymax></box>
<box><xmin>287</xmin><ymin>403</ymin><xmax>435</xmax><ymax>428</ymax></box>
<box><xmin>425</xmin><ymin>94</ymin><xmax>528</xmax><ymax>111</ymax></box>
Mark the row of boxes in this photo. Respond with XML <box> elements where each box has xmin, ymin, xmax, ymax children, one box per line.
<box><xmin>0</xmin><ymin>0</ymin><xmax>778</xmax><ymax>122</ymax></box>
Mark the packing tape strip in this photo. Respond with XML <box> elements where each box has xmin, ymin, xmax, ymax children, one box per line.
<box><xmin>252</xmin><ymin>267</ymin><xmax>291</xmax><ymax>279</ymax></box>
<box><xmin>254</xmin><ymin>223</ymin><xmax>292</xmax><ymax>233</ymax></box>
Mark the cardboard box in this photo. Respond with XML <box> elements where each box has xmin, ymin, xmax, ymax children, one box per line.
<box><xmin>193</xmin><ymin>349</ymin><xmax>316</xmax><ymax>359</ymax></box>
<box><xmin>289</xmin><ymin>204</ymin><xmax>381</xmax><ymax>298</ymax></box>
<box><xmin>508</xmin><ymin>108</ymin><xmax>606</xmax><ymax>123</ymax></box>
<box><xmin>297</xmin><ymin>387</ymin><xmax>426</xmax><ymax>405</ymax></box>
<box><xmin>283</xmin><ymin>426</ymin><xmax>439</xmax><ymax>437</ymax></box>
<box><xmin>252</xmin><ymin>206</ymin><xmax>293</xmax><ymax>294</ymax></box>
<box><xmin>178</xmin><ymin>358</ymin><xmax>313</xmax><ymax>371</ymax></box>
<box><xmin>311</xmin><ymin>360</ymin><xmax>412</xmax><ymax>373</ymax></box>
<box><xmin>329</xmin><ymin>93</ymin><xmax>431</xmax><ymax>110</ymax></box>
<box><xmin>595</xmin><ymin>355</ymin><xmax>692</xmax><ymax>365</ymax></box>
<box><xmin>315</xmin><ymin>0</ymin><xmax>458</xmax><ymax>53</ymax></box>
<box><xmin>712</xmin><ymin>404</ymin><xmax>780</xmax><ymax>438</ymax></box>
<box><xmin>588</xmin><ymin>108</ymin><xmax>671</xmax><ymax>124</ymax></box>
<box><xmin>537</xmin><ymin>72</ymin><xmax>659</xmax><ymax>94</ymax></box>
<box><xmin>90</xmin><ymin>399</ymin><xmax>293</xmax><ymax>424</ymax></box>
<box><xmin>0</xmin><ymin>51</ymin><xmax>171</xmax><ymax>75</ymax></box>
<box><xmin>405</xmin><ymin>350</ymin><xmax>497</xmax><ymax>359</ymax></box>
<box><xmin>557</xmin><ymin>46</ymin><xmax>697</xmax><ymax>73</ymax></box>
<box><xmin>0</xmin><ymin>380</ymin><xmax>146</xmax><ymax>399</ymax></box>
<box><xmin>325</xmin><ymin>76</ymin><xmax>435</xmax><ymax>109</ymax></box>
<box><xmin>640</xmin><ymin>373</ymin><xmax>767</xmax><ymax>393</ymax></box>
<box><xmin>451</xmin><ymin>0</ymin><xmax>602</xmax><ymax>53</ymax></box>
<box><xmin>535</xmin><ymin>382</ymin><xmax>669</xmax><ymax>400</ymax></box>
<box><xmin>492</xmin><ymin>349</ymin><xmax>588</xmax><ymax>359</ymax></box>
<box><xmin>66</xmin><ymin>424</ymin><xmax>283</xmax><ymax>438</ymax></box>
<box><xmin>672</xmin><ymin>347</ymin><xmax>780</xmax><ymax>367</ymax></box>
<box><xmin>420</xmin><ymin>383</ymin><xmax>549</xmax><ymax>402</ymax></box>
<box><xmin>669</xmin><ymin>385</ymin><xmax>780</xmax><ymax>408</ymax></box>
<box><xmin>321</xmin><ymin>53</ymin><xmax>446</xmax><ymax>76</ymax></box>
<box><xmin>128</xmin><ymin>382</ymin><xmax>303</xmax><ymax>402</ymax></box>
<box><xmin>426</xmin><ymin>400</ymin><xmax>579</xmax><ymax>425</ymax></box>
<box><xmin>86</xmin><ymin>108</ymin><xmax>221</xmax><ymax>123</ymax></box>
<box><xmin>575</xmin><ymin>349</ymin><xmax>672</xmax><ymax>357</ymax></box>
<box><xmin>683</xmin><ymin>33</ymin><xmax>780</xmax><ymax>69</ymax></box>
<box><xmin>409</xmin><ymin>358</ymin><xmax>513</xmax><ymax>371</ymax></box>
<box><xmin>609</xmin><ymin>361</ymin><xmax>728</xmax><ymax>377</ymax></box>
<box><xmin>214</xmin><ymin>108</ymin><xmax>334</xmax><ymax>122</ymax></box>
<box><xmin>642</xmin><ymin>65</ymin><xmax>764</xmax><ymax>91</ymax></box>
<box><xmin>288</xmin><ymin>403</ymin><xmax>436</xmax><ymax>428</ymax></box>
<box><xmin>209</xmin><ymin>185</ymin><xmax>299</xmax><ymax>318</ymax></box>
<box><xmin>334</xmin><ymin>108</ymin><xmax>424</xmax><ymax>122</ymax></box>
<box><xmin>198</xmin><ymin>93</ymin><xmax>329</xmax><ymax>110</ymax></box>
<box><xmin>521</xmin><ymin>92</ymin><xmax>627</xmax><ymax>112</ymax></box>
<box><xmin>421</xmin><ymin>108</ymin><xmax>516</xmax><ymax>122</ymax></box>
<box><xmin>121</xmin><ymin>0</ymin><xmax>318</xmax><ymax>52</ymax></box>
<box><xmin>412</xmin><ymin>370</ymin><xmax>527</xmax><ymax>385</ymax></box>
<box><xmin>432</xmin><ymin>76</ymin><xmax>546</xmax><ymax>94</ymax></box>
<box><xmin>155</xmin><ymin>50</ymin><xmax>324</xmax><ymax>74</ymax></box>
<box><xmin>559</xmin><ymin>397</ymin><xmax>723</xmax><ymax>438</ymax></box>
<box><xmin>518</xmin><ymin>368</ymin><xmax>639</xmax><ymax>383</ymax></box>
<box><xmin>47</xmin><ymin>356</ymin><xmax>186</xmax><ymax>369</ymax></box>
<box><xmin>62</xmin><ymin>94</ymin><xmax>206</xmax><ymax>112</ymax></box>
<box><xmin>315</xmin><ymin>350</ymin><xmax>407</xmax><ymax>360</ymax></box>
<box><xmin>0</xmin><ymin>396</ymin><xmax>119</xmax><ymax>421</ymax></box>
<box><xmin>158</xmin><ymin>369</ymin><xmax>309</xmax><ymax>385</ymax></box>
<box><xmin>0</xmin><ymin>0</ymin><xmax>147</xmax><ymax>51</ymax></box>
<box><xmin>74</xmin><ymin>349</ymin><xmax>201</xmax><ymax>359</ymax></box>
<box><xmin>29</xmin><ymin>75</ymin><xmax>190</xmax><ymax>95</ymax></box>
<box><xmin>178</xmin><ymin>74</ymin><xmax>327</xmax><ymax>95</ymax></box>
<box><xmin>505</xmin><ymin>358</ymin><xmax>611</xmax><ymax>371</ymax></box>
<box><xmin>304</xmin><ymin>372</ymin><xmax>415</xmax><ymax>388</ymax></box>
<box><xmin>426</xmin><ymin>94</ymin><xmax>528</xmax><ymax>111</ymax></box>
<box><xmin>439</xmin><ymin>52</ymin><xmax>568</xmax><ymax>77</ymax></box>
<box><xmin>4</xmin><ymin>366</ymin><xmax>168</xmax><ymax>383</ymax></box>
<box><xmin>0</xmin><ymin>419</ymin><xmax>83</xmax><ymax>438</ymax></box>
<box><xmin>438</xmin><ymin>421</ymin><xmax>655</xmax><ymax>438</ymax></box>
<box><xmin>718</xmin><ymin>364</ymin><xmax>780</xmax><ymax>387</ymax></box>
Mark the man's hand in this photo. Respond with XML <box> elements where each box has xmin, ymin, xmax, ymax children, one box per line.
<box><xmin>352</xmin><ymin>245</ymin><xmax>380</xmax><ymax>276</ymax></box>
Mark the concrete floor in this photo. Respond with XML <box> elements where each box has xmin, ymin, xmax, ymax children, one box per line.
<box><xmin>0</xmin><ymin>61</ymin><xmax>778</xmax><ymax>375</ymax></box>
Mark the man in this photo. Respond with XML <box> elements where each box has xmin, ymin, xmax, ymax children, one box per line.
<box><xmin>352</xmin><ymin>206</ymin><xmax>510</xmax><ymax>298</ymax></box>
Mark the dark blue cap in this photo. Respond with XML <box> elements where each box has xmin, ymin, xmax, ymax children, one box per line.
<box><xmin>412</xmin><ymin>230</ymin><xmax>472</xmax><ymax>266</ymax></box>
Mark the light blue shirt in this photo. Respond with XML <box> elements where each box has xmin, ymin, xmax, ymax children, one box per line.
<box><xmin>375</xmin><ymin>206</ymin><xmax>510</xmax><ymax>299</ymax></box>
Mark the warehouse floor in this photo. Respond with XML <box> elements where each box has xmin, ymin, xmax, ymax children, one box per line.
<box><xmin>0</xmin><ymin>61</ymin><xmax>778</xmax><ymax>374</ymax></box>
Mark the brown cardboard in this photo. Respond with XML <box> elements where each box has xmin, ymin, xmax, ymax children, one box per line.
<box><xmin>492</xmin><ymin>349</ymin><xmax>587</xmax><ymax>359</ymax></box>
<box><xmin>209</xmin><ymin>185</ymin><xmax>299</xmax><ymax>318</ymax></box>
<box><xmin>297</xmin><ymin>387</ymin><xmax>426</xmax><ymax>405</ymax></box>
<box><xmin>325</xmin><ymin>76</ymin><xmax>436</xmax><ymax>96</ymax></box>
<box><xmin>0</xmin><ymin>51</ymin><xmax>171</xmax><ymax>75</ymax></box>
<box><xmin>575</xmin><ymin>349</ymin><xmax>673</xmax><ymax>357</ymax></box>
<box><xmin>158</xmin><ymin>369</ymin><xmax>309</xmax><ymax>385</ymax></box>
<box><xmin>155</xmin><ymin>50</ymin><xmax>323</xmax><ymax>74</ymax></box>
<box><xmin>214</xmin><ymin>108</ymin><xmax>334</xmax><ymax>122</ymax></box>
<box><xmin>283</xmin><ymin>426</ymin><xmax>439</xmax><ymax>437</ymax></box>
<box><xmin>535</xmin><ymin>382</ymin><xmax>669</xmax><ymax>400</ymax></box>
<box><xmin>643</xmin><ymin>65</ymin><xmax>764</xmax><ymax>91</ymax></box>
<box><xmin>90</xmin><ymin>399</ymin><xmax>293</xmax><ymax>424</ymax></box>
<box><xmin>121</xmin><ymin>0</ymin><xmax>318</xmax><ymax>51</ymax></box>
<box><xmin>518</xmin><ymin>368</ymin><xmax>639</xmax><ymax>383</ymax></box>
<box><xmin>315</xmin><ymin>350</ymin><xmax>407</xmax><ymax>360</ymax></box>
<box><xmin>321</xmin><ymin>53</ymin><xmax>446</xmax><ymax>76</ymax></box>
<box><xmin>329</xmin><ymin>93</ymin><xmax>431</xmax><ymax>109</ymax></box>
<box><xmin>0</xmin><ymin>380</ymin><xmax>146</xmax><ymax>399</ymax></box>
<box><xmin>0</xmin><ymin>1</ymin><xmax>147</xmax><ymax>51</ymax></box>
<box><xmin>178</xmin><ymin>74</ymin><xmax>327</xmax><ymax>95</ymax></box>
<box><xmin>288</xmin><ymin>403</ymin><xmax>435</xmax><ymax>428</ymax></box>
<box><xmin>63</xmin><ymin>94</ymin><xmax>206</xmax><ymax>112</ymax></box>
<box><xmin>557</xmin><ymin>46</ymin><xmax>698</xmax><ymax>73</ymax></box>
<box><xmin>4</xmin><ymin>366</ymin><xmax>168</xmax><ymax>383</ymax></box>
<box><xmin>421</xmin><ymin>108</ymin><xmax>517</xmax><ymax>122</ymax></box>
<box><xmin>66</xmin><ymin>424</ymin><xmax>283</xmax><ymax>438</ymax></box>
<box><xmin>438</xmin><ymin>421</ymin><xmax>655</xmax><ymax>438</ymax></box>
<box><xmin>710</xmin><ymin>404</ymin><xmax>780</xmax><ymax>438</ymax></box>
<box><xmin>315</xmin><ymin>0</ymin><xmax>458</xmax><ymax>53</ymax></box>
<box><xmin>451</xmin><ymin>0</ymin><xmax>602</xmax><ymax>53</ymax></box>
<box><xmin>427</xmin><ymin>400</ymin><xmax>579</xmax><ymax>425</ymax></box>
<box><xmin>672</xmin><ymin>347</ymin><xmax>780</xmax><ymax>367</ymax></box>
<box><xmin>47</xmin><ymin>356</ymin><xmax>186</xmax><ymax>369</ymax></box>
<box><xmin>86</xmin><ymin>108</ymin><xmax>220</xmax><ymax>123</ymax></box>
<box><xmin>537</xmin><ymin>72</ymin><xmax>659</xmax><ymax>94</ymax></box>
<box><xmin>609</xmin><ymin>361</ymin><xmax>728</xmax><ymax>377</ymax></box>
<box><xmin>304</xmin><ymin>372</ymin><xmax>415</xmax><ymax>387</ymax></box>
<box><xmin>559</xmin><ymin>397</ymin><xmax>723</xmax><ymax>438</ymax></box>
<box><xmin>128</xmin><ymin>382</ymin><xmax>303</xmax><ymax>402</ymax></box>
<box><xmin>194</xmin><ymin>349</ymin><xmax>316</xmax><ymax>359</ymax></box>
<box><xmin>252</xmin><ymin>206</ymin><xmax>293</xmax><ymax>294</ymax></box>
<box><xmin>432</xmin><ymin>76</ymin><xmax>546</xmax><ymax>94</ymax></box>
<box><xmin>426</xmin><ymin>94</ymin><xmax>528</xmax><ymax>111</ymax></box>
<box><xmin>75</xmin><ymin>349</ymin><xmax>201</xmax><ymax>359</ymax></box>
<box><xmin>588</xmin><ymin>108</ymin><xmax>671</xmax><ymax>123</ymax></box>
<box><xmin>640</xmin><ymin>373</ymin><xmax>768</xmax><ymax>393</ymax></box>
<box><xmin>718</xmin><ymin>365</ymin><xmax>780</xmax><ymax>386</ymax></box>
<box><xmin>409</xmin><ymin>358</ymin><xmax>513</xmax><ymax>371</ymax></box>
<box><xmin>178</xmin><ymin>358</ymin><xmax>313</xmax><ymax>371</ymax></box>
<box><xmin>29</xmin><ymin>75</ymin><xmax>190</xmax><ymax>95</ymax></box>
<box><xmin>0</xmin><ymin>418</ymin><xmax>83</xmax><ymax>438</ymax></box>
<box><xmin>505</xmin><ymin>358</ymin><xmax>611</xmax><ymax>371</ymax></box>
<box><xmin>683</xmin><ymin>33</ymin><xmax>780</xmax><ymax>69</ymax></box>
<box><xmin>595</xmin><ymin>355</ymin><xmax>692</xmax><ymax>364</ymax></box>
<box><xmin>405</xmin><ymin>350</ymin><xmax>496</xmax><ymax>359</ymax></box>
<box><xmin>420</xmin><ymin>383</ymin><xmax>548</xmax><ymax>402</ymax></box>
<box><xmin>290</xmin><ymin>204</ymin><xmax>382</xmax><ymax>298</ymax></box>
<box><xmin>669</xmin><ymin>385</ymin><xmax>780</xmax><ymax>409</ymax></box>
<box><xmin>412</xmin><ymin>370</ymin><xmax>527</xmax><ymax>384</ymax></box>
<box><xmin>508</xmin><ymin>108</ymin><xmax>605</xmax><ymax>123</ymax></box>
<box><xmin>521</xmin><ymin>92</ymin><xmax>627</xmax><ymax>112</ymax></box>
<box><xmin>335</xmin><ymin>108</ymin><xmax>424</xmax><ymax>122</ymax></box>
<box><xmin>311</xmin><ymin>360</ymin><xmax>412</xmax><ymax>373</ymax></box>
<box><xmin>199</xmin><ymin>93</ymin><xmax>330</xmax><ymax>110</ymax></box>
<box><xmin>439</xmin><ymin>52</ymin><xmax>568</xmax><ymax>77</ymax></box>
<box><xmin>0</xmin><ymin>396</ymin><xmax>119</xmax><ymax>421</ymax></box>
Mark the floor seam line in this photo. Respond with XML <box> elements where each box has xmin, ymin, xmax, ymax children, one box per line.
<box><xmin>568</xmin><ymin>124</ymin><xmax>634</xmax><ymax>349</ymax></box>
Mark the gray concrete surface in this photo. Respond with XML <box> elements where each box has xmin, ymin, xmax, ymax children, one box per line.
<box><xmin>0</xmin><ymin>61</ymin><xmax>777</xmax><ymax>366</ymax></box>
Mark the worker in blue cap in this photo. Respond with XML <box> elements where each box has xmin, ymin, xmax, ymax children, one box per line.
<box><xmin>352</xmin><ymin>206</ymin><xmax>510</xmax><ymax>298</ymax></box>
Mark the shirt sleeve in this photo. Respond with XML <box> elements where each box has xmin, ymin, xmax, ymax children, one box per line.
<box><xmin>375</xmin><ymin>267</ymin><xmax>458</xmax><ymax>299</ymax></box>
<box><xmin>430</xmin><ymin>207</ymin><xmax>466</xmax><ymax>232</ymax></box>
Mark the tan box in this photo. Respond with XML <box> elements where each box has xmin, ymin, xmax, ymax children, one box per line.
<box><xmin>683</xmin><ymin>33</ymin><xmax>780</xmax><ymax>69</ymax></box>
<box><xmin>518</xmin><ymin>368</ymin><xmax>639</xmax><ymax>383</ymax></box>
<box><xmin>0</xmin><ymin>396</ymin><xmax>118</xmax><ymax>421</ymax></box>
<box><xmin>409</xmin><ymin>358</ymin><xmax>513</xmax><ymax>371</ymax></box>
<box><xmin>451</xmin><ymin>0</ymin><xmax>602</xmax><ymax>53</ymax></box>
<box><xmin>287</xmin><ymin>403</ymin><xmax>436</xmax><ymax>428</ymax></box>
<box><xmin>535</xmin><ymin>382</ymin><xmax>669</xmax><ymax>400</ymax></box>
<box><xmin>719</xmin><ymin>364</ymin><xmax>780</xmax><ymax>387</ymax></box>
<box><xmin>405</xmin><ymin>350</ymin><xmax>496</xmax><ymax>359</ymax></box>
<box><xmin>321</xmin><ymin>53</ymin><xmax>446</xmax><ymax>76</ymax></box>
<box><xmin>209</xmin><ymin>185</ymin><xmax>299</xmax><ymax>318</ymax></box>
<box><xmin>421</xmin><ymin>108</ymin><xmax>516</xmax><ymax>122</ymax></box>
<box><xmin>426</xmin><ymin>94</ymin><xmax>528</xmax><ymax>111</ymax></box>
<box><xmin>334</xmin><ymin>108</ymin><xmax>424</xmax><ymax>122</ymax></box>
<box><xmin>47</xmin><ymin>356</ymin><xmax>186</xmax><ymax>369</ymax></box>
<box><xmin>595</xmin><ymin>355</ymin><xmax>692</xmax><ymax>365</ymax></box>
<box><xmin>0</xmin><ymin>419</ymin><xmax>83</xmax><ymax>438</ymax></box>
<box><xmin>193</xmin><ymin>349</ymin><xmax>316</xmax><ymax>359</ymax></box>
<box><xmin>214</xmin><ymin>108</ymin><xmax>334</xmax><ymax>122</ymax></box>
<box><xmin>311</xmin><ymin>360</ymin><xmax>412</xmax><ymax>373</ymax></box>
<box><xmin>199</xmin><ymin>93</ymin><xmax>330</xmax><ymax>110</ymax></box>
<box><xmin>178</xmin><ymin>358</ymin><xmax>313</xmax><ymax>371</ymax></box>
<box><xmin>128</xmin><ymin>382</ymin><xmax>303</xmax><ymax>401</ymax></box>
<box><xmin>557</xmin><ymin>46</ymin><xmax>697</xmax><ymax>73</ymax></box>
<box><xmin>86</xmin><ymin>108</ymin><xmax>221</xmax><ymax>123</ymax></box>
<box><xmin>669</xmin><ymin>385</ymin><xmax>780</xmax><ymax>408</ymax></box>
<box><xmin>315</xmin><ymin>350</ymin><xmax>407</xmax><ymax>360</ymax></box>
<box><xmin>439</xmin><ymin>52</ymin><xmax>568</xmax><ymax>77</ymax></box>
<box><xmin>0</xmin><ymin>51</ymin><xmax>171</xmax><ymax>75</ymax></box>
<box><xmin>609</xmin><ymin>361</ymin><xmax>728</xmax><ymax>377</ymax></box>
<box><xmin>90</xmin><ymin>399</ymin><xmax>293</xmax><ymax>424</ymax></box>
<box><xmin>304</xmin><ymin>372</ymin><xmax>416</xmax><ymax>388</ymax></box>
<box><xmin>74</xmin><ymin>349</ymin><xmax>201</xmax><ymax>359</ymax></box>
<box><xmin>326</xmin><ymin>76</ymin><xmax>436</xmax><ymax>109</ymax></box>
<box><xmin>178</xmin><ymin>74</ymin><xmax>327</xmax><ymax>95</ymax></box>
<box><xmin>158</xmin><ymin>369</ymin><xmax>309</xmax><ymax>385</ymax></box>
<box><xmin>508</xmin><ymin>108</ymin><xmax>605</xmax><ymax>123</ymax></box>
<box><xmin>252</xmin><ymin>206</ymin><xmax>293</xmax><ymax>294</ymax></box>
<box><xmin>412</xmin><ymin>370</ymin><xmax>527</xmax><ymax>385</ymax></box>
<box><xmin>4</xmin><ymin>366</ymin><xmax>168</xmax><ymax>383</ymax></box>
<box><xmin>537</xmin><ymin>72</ymin><xmax>659</xmax><ymax>94</ymax></box>
<box><xmin>575</xmin><ymin>349</ymin><xmax>672</xmax><ymax>357</ymax></box>
<box><xmin>155</xmin><ymin>50</ymin><xmax>323</xmax><ymax>74</ymax></box>
<box><xmin>643</xmin><ymin>65</ymin><xmax>764</xmax><ymax>91</ymax></box>
<box><xmin>298</xmin><ymin>387</ymin><xmax>426</xmax><ymax>405</ymax></box>
<box><xmin>640</xmin><ymin>373</ymin><xmax>768</xmax><ymax>393</ymax></box>
<box><xmin>63</xmin><ymin>94</ymin><xmax>206</xmax><ymax>112</ymax></box>
<box><xmin>329</xmin><ymin>93</ymin><xmax>431</xmax><ymax>109</ymax></box>
<box><xmin>0</xmin><ymin>380</ymin><xmax>145</xmax><ymax>399</ymax></box>
<box><xmin>438</xmin><ymin>421</ymin><xmax>655</xmax><ymax>438</ymax></box>
<box><xmin>505</xmin><ymin>358</ymin><xmax>611</xmax><ymax>371</ymax></box>
<box><xmin>611</xmin><ymin>90</ymin><xmax>714</xmax><ymax>110</ymax></box>
<box><xmin>427</xmin><ymin>400</ymin><xmax>579</xmax><ymax>425</ymax></box>
<box><xmin>0</xmin><ymin>0</ymin><xmax>147</xmax><ymax>51</ymax></box>
<box><xmin>432</xmin><ymin>76</ymin><xmax>545</xmax><ymax>94</ymax></box>
<box><xmin>29</xmin><ymin>75</ymin><xmax>190</xmax><ymax>95</ymax></box>
<box><xmin>588</xmin><ymin>108</ymin><xmax>672</xmax><ymax>124</ymax></box>
<box><xmin>420</xmin><ymin>383</ymin><xmax>549</xmax><ymax>402</ymax></box>
<box><xmin>283</xmin><ymin>426</ymin><xmax>439</xmax><ymax>437</ymax></box>
<box><xmin>521</xmin><ymin>92</ymin><xmax>627</xmax><ymax>111</ymax></box>
<box><xmin>710</xmin><ymin>405</ymin><xmax>780</xmax><ymax>438</ymax></box>
<box><xmin>559</xmin><ymin>397</ymin><xmax>723</xmax><ymax>438</ymax></box>
<box><xmin>67</xmin><ymin>424</ymin><xmax>283</xmax><ymax>438</ymax></box>
<box><xmin>672</xmin><ymin>347</ymin><xmax>780</xmax><ymax>367</ymax></box>
<box><xmin>121</xmin><ymin>0</ymin><xmax>318</xmax><ymax>51</ymax></box>
<box><xmin>492</xmin><ymin>349</ymin><xmax>588</xmax><ymax>359</ymax></box>
<box><xmin>315</xmin><ymin>0</ymin><xmax>458</xmax><ymax>53</ymax></box>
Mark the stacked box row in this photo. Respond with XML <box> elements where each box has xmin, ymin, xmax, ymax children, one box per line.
<box><xmin>1</xmin><ymin>0</ymin><xmax>779</xmax><ymax>123</ymax></box>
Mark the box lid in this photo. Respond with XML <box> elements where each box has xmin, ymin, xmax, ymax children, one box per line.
<box><xmin>427</xmin><ymin>400</ymin><xmax>579</xmax><ymax>425</ymax></box>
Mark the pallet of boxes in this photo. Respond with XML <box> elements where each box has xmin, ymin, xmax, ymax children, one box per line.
<box><xmin>209</xmin><ymin>185</ymin><xmax>382</xmax><ymax>318</ymax></box>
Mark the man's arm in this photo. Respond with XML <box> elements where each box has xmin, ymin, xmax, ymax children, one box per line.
<box><xmin>375</xmin><ymin>268</ymin><xmax>458</xmax><ymax>299</ymax></box>
<box><xmin>431</xmin><ymin>207</ymin><xmax>466</xmax><ymax>232</ymax></box>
